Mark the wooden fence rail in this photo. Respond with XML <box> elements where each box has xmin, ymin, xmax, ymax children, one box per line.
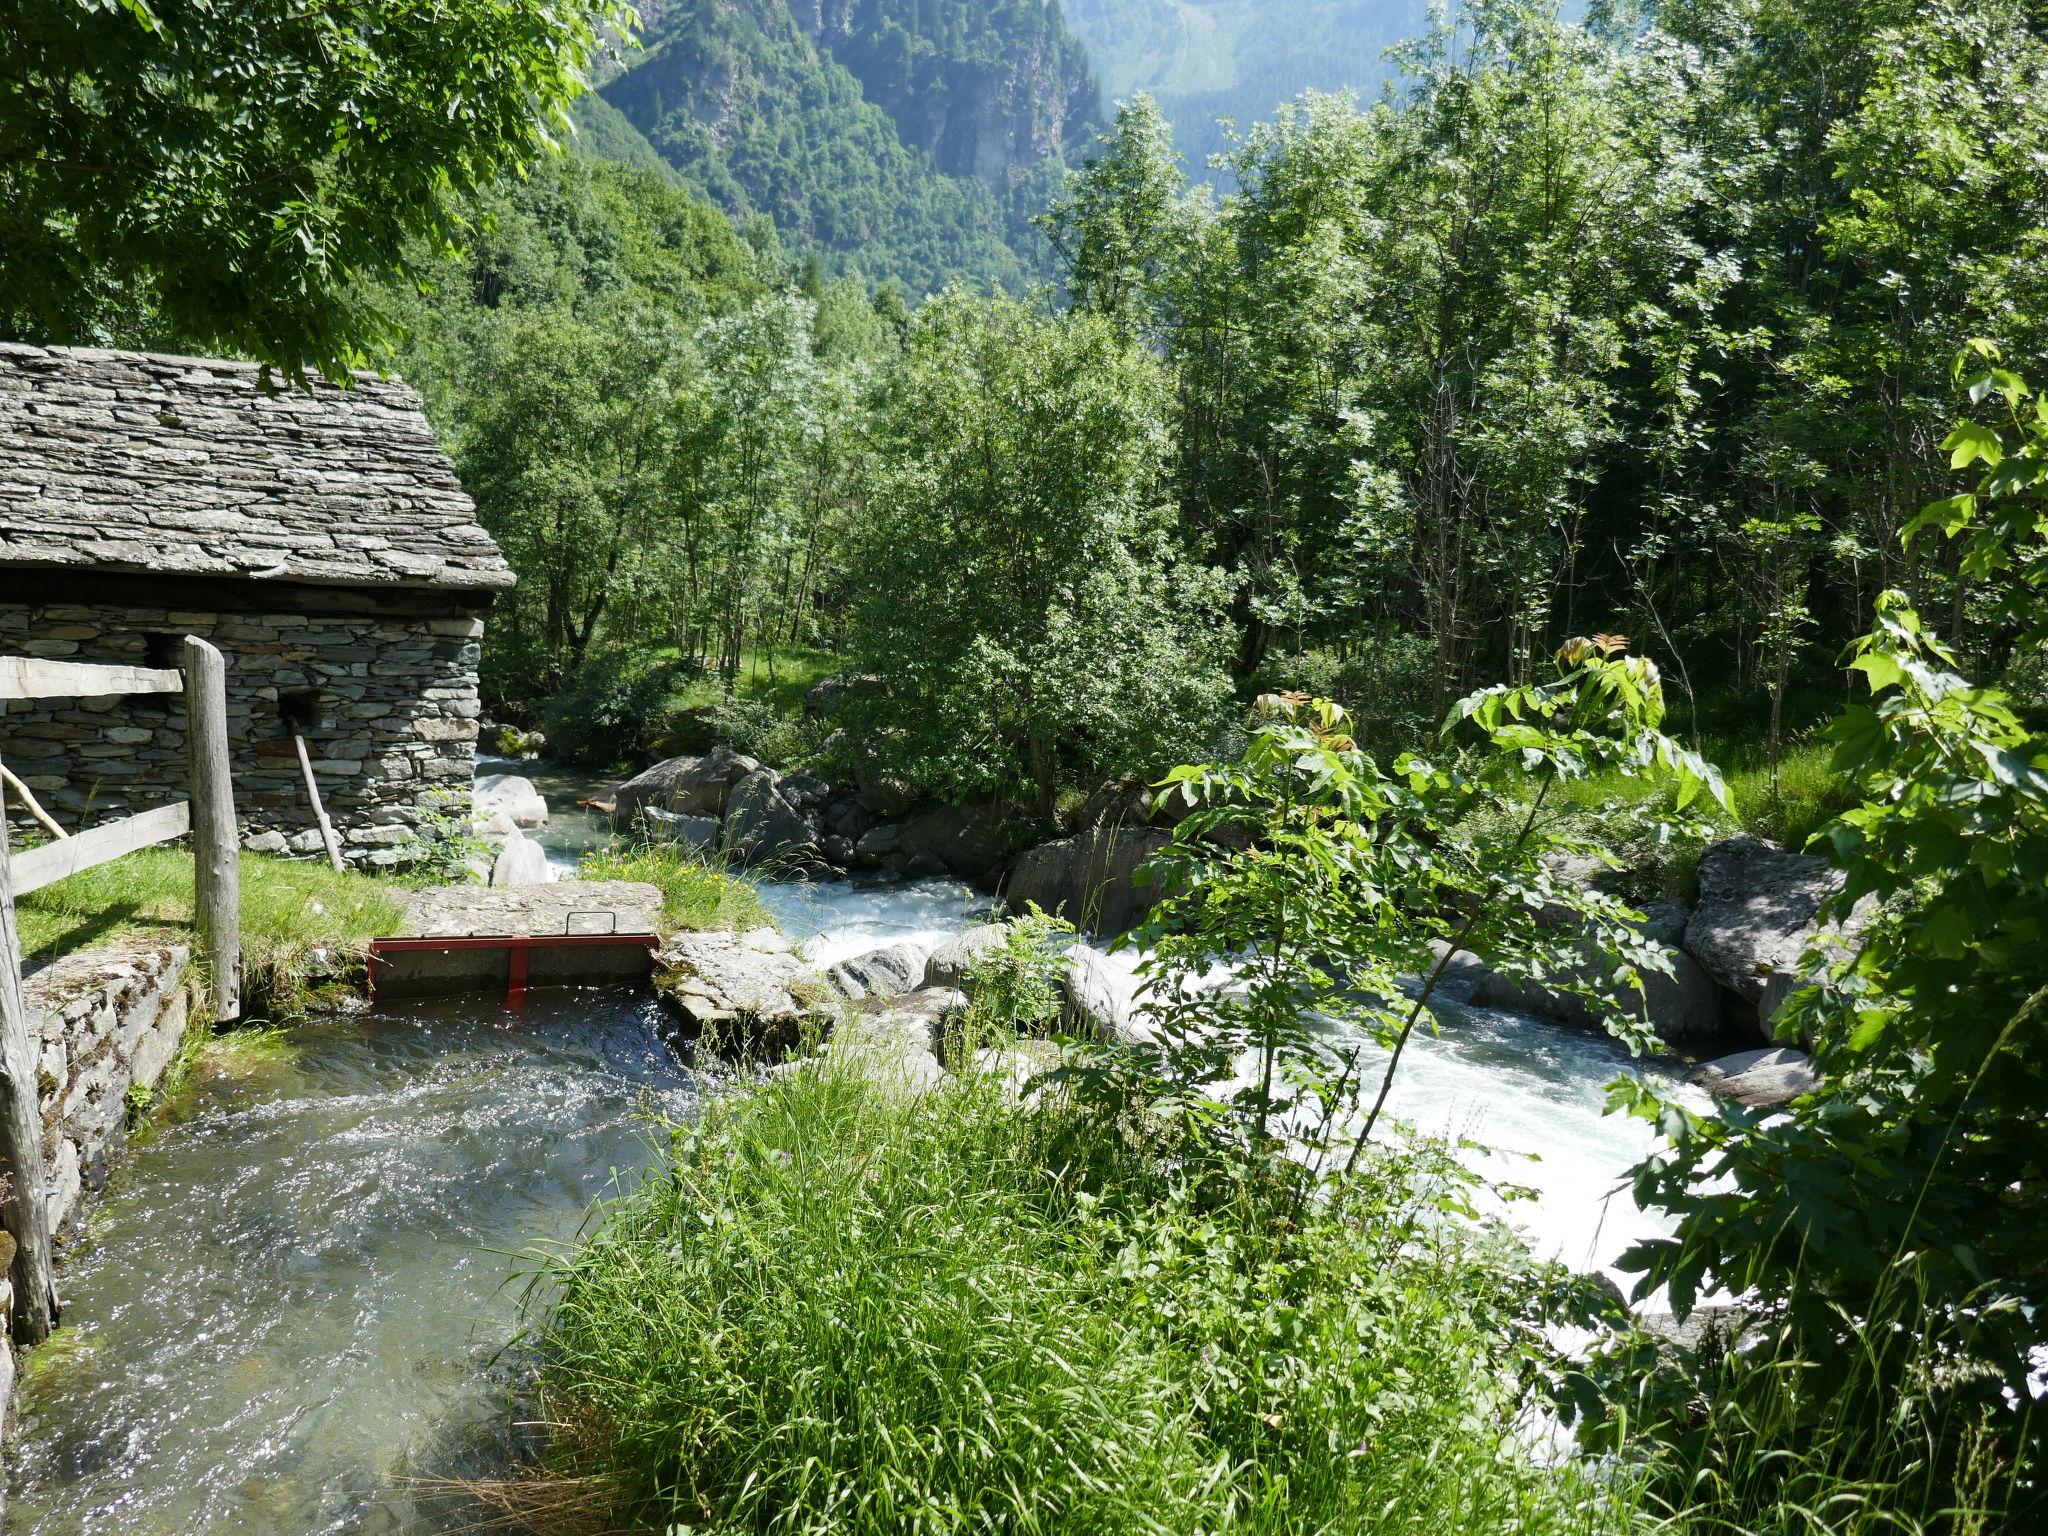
<box><xmin>0</xmin><ymin>637</ymin><xmax>238</xmax><ymax>1346</ymax></box>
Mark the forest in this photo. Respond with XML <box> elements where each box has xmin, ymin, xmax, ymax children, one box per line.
<box><xmin>2</xmin><ymin>0</ymin><xmax>2045</xmax><ymax>1529</ymax></box>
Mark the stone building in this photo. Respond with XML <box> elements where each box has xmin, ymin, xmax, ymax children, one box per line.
<box><xmin>0</xmin><ymin>342</ymin><xmax>511</xmax><ymax>867</ymax></box>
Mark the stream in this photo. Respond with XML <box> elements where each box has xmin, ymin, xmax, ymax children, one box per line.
<box><xmin>6</xmin><ymin>768</ymin><xmax>1699</xmax><ymax>1531</ymax></box>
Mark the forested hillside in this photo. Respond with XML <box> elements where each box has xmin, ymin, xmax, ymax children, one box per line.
<box><xmin>597</xmin><ymin>0</ymin><xmax>1099</xmax><ymax>291</ymax></box>
<box><xmin>1063</xmin><ymin>0</ymin><xmax>1429</xmax><ymax>171</ymax></box>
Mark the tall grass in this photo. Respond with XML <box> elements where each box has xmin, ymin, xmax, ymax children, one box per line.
<box><xmin>520</xmin><ymin>1056</ymin><xmax>1638</xmax><ymax>1536</ymax></box>
<box><xmin>573</xmin><ymin>841</ymin><xmax>768</xmax><ymax>932</ymax></box>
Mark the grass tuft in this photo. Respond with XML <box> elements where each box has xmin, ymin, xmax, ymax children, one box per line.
<box><xmin>575</xmin><ymin>841</ymin><xmax>769</xmax><ymax>932</ymax></box>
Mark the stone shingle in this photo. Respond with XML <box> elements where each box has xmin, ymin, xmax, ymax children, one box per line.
<box><xmin>0</xmin><ymin>342</ymin><xmax>511</xmax><ymax>591</ymax></box>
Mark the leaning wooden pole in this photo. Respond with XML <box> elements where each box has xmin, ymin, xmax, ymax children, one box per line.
<box><xmin>291</xmin><ymin>733</ymin><xmax>345</xmax><ymax>874</ymax></box>
<box><xmin>0</xmin><ymin>753</ymin><xmax>58</xmax><ymax>1345</ymax></box>
<box><xmin>185</xmin><ymin>637</ymin><xmax>241</xmax><ymax>1023</ymax></box>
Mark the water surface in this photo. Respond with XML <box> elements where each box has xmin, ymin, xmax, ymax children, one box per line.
<box><xmin>7</xmin><ymin>992</ymin><xmax>691</xmax><ymax>1534</ymax></box>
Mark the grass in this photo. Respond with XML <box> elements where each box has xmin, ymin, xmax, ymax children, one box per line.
<box><xmin>662</xmin><ymin>643</ymin><xmax>840</xmax><ymax>721</ymax></box>
<box><xmin>511</xmin><ymin>1055</ymin><xmax>1636</xmax><ymax>1536</ymax></box>
<box><xmin>15</xmin><ymin>844</ymin><xmax>404</xmax><ymax>1016</ymax></box>
<box><xmin>574</xmin><ymin>841</ymin><xmax>770</xmax><ymax>932</ymax></box>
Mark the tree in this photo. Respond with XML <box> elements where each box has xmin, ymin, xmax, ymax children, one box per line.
<box><xmin>849</xmin><ymin>290</ymin><xmax>1232</xmax><ymax>819</ymax></box>
<box><xmin>1</xmin><ymin>0</ymin><xmax>626</xmax><ymax>379</ymax></box>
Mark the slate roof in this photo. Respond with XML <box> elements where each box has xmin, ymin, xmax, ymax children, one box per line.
<box><xmin>0</xmin><ymin>342</ymin><xmax>513</xmax><ymax>592</ymax></box>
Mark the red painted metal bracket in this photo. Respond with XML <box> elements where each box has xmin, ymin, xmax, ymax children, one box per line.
<box><xmin>367</xmin><ymin>932</ymin><xmax>661</xmax><ymax>1006</ymax></box>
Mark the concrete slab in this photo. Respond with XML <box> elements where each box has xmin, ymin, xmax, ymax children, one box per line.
<box><xmin>395</xmin><ymin>881</ymin><xmax>663</xmax><ymax>939</ymax></box>
<box><xmin>374</xmin><ymin>880</ymin><xmax>666</xmax><ymax>1000</ymax></box>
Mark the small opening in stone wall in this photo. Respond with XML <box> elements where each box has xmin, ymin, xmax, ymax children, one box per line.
<box><xmin>132</xmin><ymin>633</ymin><xmax>182</xmax><ymax>714</ymax></box>
<box><xmin>279</xmin><ymin>688</ymin><xmax>327</xmax><ymax>733</ymax></box>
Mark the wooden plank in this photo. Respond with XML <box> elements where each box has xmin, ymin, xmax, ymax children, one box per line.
<box><xmin>0</xmin><ymin>754</ymin><xmax>57</xmax><ymax>1344</ymax></box>
<box><xmin>9</xmin><ymin>802</ymin><xmax>190</xmax><ymax>895</ymax></box>
<box><xmin>0</xmin><ymin>656</ymin><xmax>182</xmax><ymax>701</ymax></box>
<box><xmin>292</xmin><ymin>733</ymin><xmax>346</xmax><ymax>873</ymax></box>
<box><xmin>185</xmin><ymin>637</ymin><xmax>241</xmax><ymax>1022</ymax></box>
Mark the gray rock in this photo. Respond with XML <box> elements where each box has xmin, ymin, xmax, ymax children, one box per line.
<box><xmin>855</xmin><ymin>754</ymin><xmax>917</xmax><ymax>819</ymax></box>
<box><xmin>854</xmin><ymin>823</ymin><xmax>903</xmax><ymax>861</ymax></box>
<box><xmin>1002</xmin><ymin>825</ymin><xmax>1170</xmax><ymax>938</ymax></box>
<box><xmin>1685</xmin><ymin>837</ymin><xmax>1867</xmax><ymax>1033</ymax></box>
<box><xmin>657</xmin><ymin>930</ymin><xmax>831</xmax><ymax>1049</ymax></box>
<box><xmin>1059</xmin><ymin>948</ymin><xmax>1134</xmax><ymax>1044</ymax></box>
<box><xmin>241</xmin><ymin>829</ymin><xmax>288</xmax><ymax>855</ymax></box>
<box><xmin>821</xmin><ymin>834</ymin><xmax>856</xmax><ymax>866</ymax></box>
<box><xmin>826</xmin><ymin>941</ymin><xmax>931</xmax><ymax>1002</ymax></box>
<box><xmin>722</xmin><ymin>769</ymin><xmax>824</xmax><ymax>869</ymax></box>
<box><xmin>615</xmin><ymin>746</ymin><xmax>764</xmax><ymax>823</ymax></box>
<box><xmin>475</xmin><ymin>773</ymin><xmax>547</xmax><ymax>829</ymax></box>
<box><xmin>924</xmin><ymin>924</ymin><xmax>1011</xmax><ymax>993</ymax></box>
<box><xmin>898</xmin><ymin>802</ymin><xmax>1029</xmax><ymax>881</ymax></box>
<box><xmin>639</xmin><ymin>806</ymin><xmax>720</xmax><ymax>851</ymax></box>
<box><xmin>1461</xmin><ymin>902</ymin><xmax>1724</xmax><ymax>1044</ymax></box>
<box><xmin>779</xmin><ymin>769</ymin><xmax>832</xmax><ymax>808</ymax></box>
<box><xmin>1687</xmin><ymin>1045</ymin><xmax>1821</xmax><ymax>1109</ymax></box>
<box><xmin>488</xmin><ymin>828</ymin><xmax>552</xmax><ymax>886</ymax></box>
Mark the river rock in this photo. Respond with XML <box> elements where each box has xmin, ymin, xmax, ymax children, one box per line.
<box><xmin>488</xmin><ymin>827</ymin><xmax>553</xmax><ymax>886</ymax></box>
<box><xmin>823</xmin><ymin>988</ymin><xmax>966</xmax><ymax>1096</ymax></box>
<box><xmin>615</xmin><ymin>747</ymin><xmax>764</xmax><ymax>823</ymax></box>
<box><xmin>854</xmin><ymin>823</ymin><xmax>903</xmax><ymax>862</ymax></box>
<box><xmin>657</xmin><ymin>930</ymin><xmax>831</xmax><ymax>1049</ymax></box>
<box><xmin>826</xmin><ymin>941</ymin><xmax>930</xmax><ymax>1001</ymax></box>
<box><xmin>898</xmin><ymin>802</ymin><xmax>1030</xmax><ymax>881</ymax></box>
<box><xmin>1687</xmin><ymin>1045</ymin><xmax>1821</xmax><ymax>1109</ymax></box>
<box><xmin>640</xmin><ymin>806</ymin><xmax>720</xmax><ymax>851</ymax></box>
<box><xmin>722</xmin><ymin>769</ymin><xmax>825</xmax><ymax>870</ymax></box>
<box><xmin>1684</xmin><ymin>837</ymin><xmax>1866</xmax><ymax>1034</ymax></box>
<box><xmin>854</xmin><ymin>753</ymin><xmax>917</xmax><ymax>819</ymax></box>
<box><xmin>924</xmin><ymin>924</ymin><xmax>1009</xmax><ymax>992</ymax></box>
<box><xmin>1462</xmin><ymin>902</ymin><xmax>1723</xmax><ymax>1043</ymax></box>
<box><xmin>1002</xmin><ymin>824</ymin><xmax>1170</xmax><ymax>937</ymax></box>
<box><xmin>475</xmin><ymin>773</ymin><xmax>547</xmax><ymax>829</ymax></box>
<box><xmin>804</xmin><ymin>672</ymin><xmax>889</xmax><ymax>719</ymax></box>
<box><xmin>1059</xmin><ymin>948</ymin><xmax>1134</xmax><ymax>1044</ymax></box>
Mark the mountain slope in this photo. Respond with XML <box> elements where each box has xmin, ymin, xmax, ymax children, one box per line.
<box><xmin>599</xmin><ymin>0</ymin><xmax>1100</xmax><ymax>293</ymax></box>
<box><xmin>1063</xmin><ymin>0</ymin><xmax>1429</xmax><ymax>170</ymax></box>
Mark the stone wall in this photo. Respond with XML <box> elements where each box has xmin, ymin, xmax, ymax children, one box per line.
<box><xmin>0</xmin><ymin>593</ymin><xmax>484</xmax><ymax>867</ymax></box>
<box><xmin>23</xmin><ymin>940</ymin><xmax>200</xmax><ymax>1239</ymax></box>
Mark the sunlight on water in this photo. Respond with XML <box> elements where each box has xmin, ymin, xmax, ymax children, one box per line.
<box><xmin>6</xmin><ymin>993</ymin><xmax>691</xmax><ymax>1535</ymax></box>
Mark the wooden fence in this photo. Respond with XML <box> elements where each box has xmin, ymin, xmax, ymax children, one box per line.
<box><xmin>0</xmin><ymin>637</ymin><xmax>239</xmax><ymax>1345</ymax></box>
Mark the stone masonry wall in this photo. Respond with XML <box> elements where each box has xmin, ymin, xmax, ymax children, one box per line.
<box><xmin>24</xmin><ymin>940</ymin><xmax>199</xmax><ymax>1239</ymax></box>
<box><xmin>0</xmin><ymin>596</ymin><xmax>484</xmax><ymax>867</ymax></box>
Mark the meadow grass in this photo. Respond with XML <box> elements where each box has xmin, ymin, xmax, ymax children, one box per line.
<box><xmin>517</xmin><ymin>1056</ymin><xmax>1639</xmax><ymax>1536</ymax></box>
<box><xmin>574</xmin><ymin>841</ymin><xmax>769</xmax><ymax>932</ymax></box>
<box><xmin>14</xmin><ymin>844</ymin><xmax>404</xmax><ymax>1014</ymax></box>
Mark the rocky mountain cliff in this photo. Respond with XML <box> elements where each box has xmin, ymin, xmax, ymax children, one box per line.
<box><xmin>597</xmin><ymin>0</ymin><xmax>1101</xmax><ymax>293</ymax></box>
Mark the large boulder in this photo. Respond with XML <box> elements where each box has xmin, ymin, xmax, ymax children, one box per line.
<box><xmin>1464</xmin><ymin>901</ymin><xmax>1724</xmax><ymax>1043</ymax></box>
<box><xmin>475</xmin><ymin>774</ymin><xmax>547</xmax><ymax>830</ymax></box>
<box><xmin>854</xmin><ymin>755</ymin><xmax>917</xmax><ymax>819</ymax></box>
<box><xmin>1059</xmin><ymin>948</ymin><xmax>1135</xmax><ymax>1045</ymax></box>
<box><xmin>657</xmin><ymin>928</ymin><xmax>832</xmax><ymax>1050</ymax></box>
<box><xmin>722</xmin><ymin>769</ymin><xmax>825</xmax><ymax>870</ymax></box>
<box><xmin>826</xmin><ymin>941</ymin><xmax>930</xmax><ymax>1002</ymax></box>
<box><xmin>924</xmin><ymin>923</ymin><xmax>1010</xmax><ymax>992</ymax></box>
<box><xmin>1002</xmin><ymin>824</ymin><xmax>1171</xmax><ymax>938</ymax></box>
<box><xmin>614</xmin><ymin>747</ymin><xmax>764</xmax><ymax>824</ymax></box>
<box><xmin>803</xmin><ymin>672</ymin><xmax>889</xmax><ymax>719</ymax></box>
<box><xmin>1688</xmin><ymin>1046</ymin><xmax>1821</xmax><ymax>1109</ymax></box>
<box><xmin>1684</xmin><ymin>837</ymin><xmax>1866</xmax><ymax>1033</ymax></box>
<box><xmin>897</xmin><ymin>802</ymin><xmax>1031</xmax><ymax>882</ymax></box>
<box><xmin>488</xmin><ymin>827</ymin><xmax>553</xmax><ymax>886</ymax></box>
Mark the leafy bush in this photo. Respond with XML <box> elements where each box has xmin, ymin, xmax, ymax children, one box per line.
<box><xmin>575</xmin><ymin>842</ymin><xmax>768</xmax><ymax>933</ymax></box>
<box><xmin>541</xmin><ymin>653</ymin><xmax>687</xmax><ymax>769</ymax></box>
<box><xmin>962</xmin><ymin>904</ymin><xmax>1074</xmax><ymax>1038</ymax></box>
<box><xmin>523</xmin><ymin>1055</ymin><xmax>1636</xmax><ymax>1536</ymax></box>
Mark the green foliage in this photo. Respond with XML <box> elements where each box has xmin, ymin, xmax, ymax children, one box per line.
<box><xmin>528</xmin><ymin>1047</ymin><xmax>1636</xmax><ymax>1535</ymax></box>
<box><xmin>575</xmin><ymin>842</ymin><xmax>769</xmax><ymax>932</ymax></box>
<box><xmin>1109</xmin><ymin>645</ymin><xmax>1727</xmax><ymax>1174</ymax></box>
<box><xmin>1593</xmin><ymin>366</ymin><xmax>2048</xmax><ymax>1526</ymax></box>
<box><xmin>0</xmin><ymin>0</ymin><xmax>627</xmax><ymax>378</ymax></box>
<box><xmin>963</xmin><ymin>904</ymin><xmax>1075</xmax><ymax>1038</ymax></box>
<box><xmin>848</xmin><ymin>288</ymin><xmax>1234</xmax><ymax>817</ymax></box>
<box><xmin>400</xmin><ymin>790</ymin><xmax>492</xmax><ymax>885</ymax></box>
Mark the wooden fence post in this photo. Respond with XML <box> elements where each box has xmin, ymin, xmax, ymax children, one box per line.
<box><xmin>185</xmin><ymin>638</ymin><xmax>240</xmax><ymax>1023</ymax></box>
<box><xmin>0</xmin><ymin>753</ymin><xmax>58</xmax><ymax>1345</ymax></box>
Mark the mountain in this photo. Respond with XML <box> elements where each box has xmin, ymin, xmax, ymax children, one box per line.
<box><xmin>595</xmin><ymin>0</ymin><xmax>1101</xmax><ymax>293</ymax></box>
<box><xmin>1062</xmin><ymin>0</ymin><xmax>1431</xmax><ymax>172</ymax></box>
